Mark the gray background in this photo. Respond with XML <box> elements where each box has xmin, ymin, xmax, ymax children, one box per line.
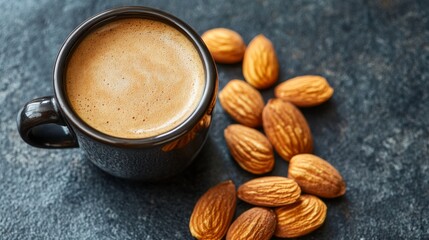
<box><xmin>1</xmin><ymin>0</ymin><xmax>428</xmax><ymax>239</ymax></box>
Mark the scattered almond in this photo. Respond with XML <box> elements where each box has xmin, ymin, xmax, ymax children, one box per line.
<box><xmin>189</xmin><ymin>180</ymin><xmax>237</xmax><ymax>240</ymax></box>
<box><xmin>219</xmin><ymin>80</ymin><xmax>264</xmax><ymax>127</ymax></box>
<box><xmin>288</xmin><ymin>154</ymin><xmax>346</xmax><ymax>198</ymax></box>
<box><xmin>201</xmin><ymin>28</ymin><xmax>246</xmax><ymax>64</ymax></box>
<box><xmin>275</xmin><ymin>194</ymin><xmax>327</xmax><ymax>238</ymax></box>
<box><xmin>194</xmin><ymin>26</ymin><xmax>346</xmax><ymax>238</ymax></box>
<box><xmin>237</xmin><ymin>176</ymin><xmax>301</xmax><ymax>207</ymax></box>
<box><xmin>226</xmin><ymin>207</ymin><xmax>277</xmax><ymax>240</ymax></box>
<box><xmin>262</xmin><ymin>98</ymin><xmax>313</xmax><ymax>161</ymax></box>
<box><xmin>275</xmin><ymin>75</ymin><xmax>334</xmax><ymax>107</ymax></box>
<box><xmin>242</xmin><ymin>34</ymin><xmax>279</xmax><ymax>89</ymax></box>
<box><xmin>224</xmin><ymin>124</ymin><xmax>274</xmax><ymax>174</ymax></box>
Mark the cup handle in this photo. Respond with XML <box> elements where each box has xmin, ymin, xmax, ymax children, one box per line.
<box><xmin>17</xmin><ymin>96</ymin><xmax>79</xmax><ymax>148</ymax></box>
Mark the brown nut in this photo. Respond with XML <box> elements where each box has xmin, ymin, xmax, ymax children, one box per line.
<box><xmin>201</xmin><ymin>28</ymin><xmax>246</xmax><ymax>64</ymax></box>
<box><xmin>219</xmin><ymin>80</ymin><xmax>264</xmax><ymax>127</ymax></box>
<box><xmin>224</xmin><ymin>124</ymin><xmax>274</xmax><ymax>174</ymax></box>
<box><xmin>275</xmin><ymin>75</ymin><xmax>334</xmax><ymax>107</ymax></box>
<box><xmin>238</xmin><ymin>176</ymin><xmax>301</xmax><ymax>207</ymax></box>
<box><xmin>262</xmin><ymin>98</ymin><xmax>313</xmax><ymax>161</ymax></box>
<box><xmin>189</xmin><ymin>180</ymin><xmax>237</xmax><ymax>239</ymax></box>
<box><xmin>275</xmin><ymin>194</ymin><xmax>327</xmax><ymax>238</ymax></box>
<box><xmin>226</xmin><ymin>207</ymin><xmax>277</xmax><ymax>240</ymax></box>
<box><xmin>288</xmin><ymin>154</ymin><xmax>346</xmax><ymax>198</ymax></box>
<box><xmin>242</xmin><ymin>34</ymin><xmax>279</xmax><ymax>89</ymax></box>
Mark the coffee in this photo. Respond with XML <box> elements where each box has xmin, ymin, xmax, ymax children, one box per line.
<box><xmin>65</xmin><ymin>18</ymin><xmax>205</xmax><ymax>139</ymax></box>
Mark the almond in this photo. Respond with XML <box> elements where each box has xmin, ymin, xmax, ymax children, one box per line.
<box><xmin>275</xmin><ymin>75</ymin><xmax>334</xmax><ymax>107</ymax></box>
<box><xmin>201</xmin><ymin>28</ymin><xmax>246</xmax><ymax>64</ymax></box>
<box><xmin>275</xmin><ymin>194</ymin><xmax>327</xmax><ymax>238</ymax></box>
<box><xmin>262</xmin><ymin>98</ymin><xmax>313</xmax><ymax>161</ymax></box>
<box><xmin>242</xmin><ymin>34</ymin><xmax>279</xmax><ymax>89</ymax></box>
<box><xmin>224</xmin><ymin>124</ymin><xmax>275</xmax><ymax>174</ymax></box>
<box><xmin>288</xmin><ymin>154</ymin><xmax>346</xmax><ymax>198</ymax></box>
<box><xmin>189</xmin><ymin>180</ymin><xmax>237</xmax><ymax>240</ymax></box>
<box><xmin>219</xmin><ymin>80</ymin><xmax>264</xmax><ymax>127</ymax></box>
<box><xmin>226</xmin><ymin>207</ymin><xmax>277</xmax><ymax>240</ymax></box>
<box><xmin>237</xmin><ymin>176</ymin><xmax>301</xmax><ymax>207</ymax></box>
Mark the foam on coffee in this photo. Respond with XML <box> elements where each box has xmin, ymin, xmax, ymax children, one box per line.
<box><xmin>65</xmin><ymin>18</ymin><xmax>205</xmax><ymax>139</ymax></box>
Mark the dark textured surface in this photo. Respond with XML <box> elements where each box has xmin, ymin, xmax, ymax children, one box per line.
<box><xmin>1</xmin><ymin>0</ymin><xmax>429</xmax><ymax>239</ymax></box>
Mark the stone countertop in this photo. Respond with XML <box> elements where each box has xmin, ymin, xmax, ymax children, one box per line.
<box><xmin>1</xmin><ymin>0</ymin><xmax>428</xmax><ymax>239</ymax></box>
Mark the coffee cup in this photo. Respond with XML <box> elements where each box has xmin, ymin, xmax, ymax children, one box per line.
<box><xmin>17</xmin><ymin>6</ymin><xmax>218</xmax><ymax>180</ymax></box>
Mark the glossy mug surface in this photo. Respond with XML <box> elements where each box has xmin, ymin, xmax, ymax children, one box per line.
<box><xmin>17</xmin><ymin>7</ymin><xmax>218</xmax><ymax>180</ymax></box>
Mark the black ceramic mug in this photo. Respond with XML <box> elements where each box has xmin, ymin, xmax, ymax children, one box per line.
<box><xmin>17</xmin><ymin>7</ymin><xmax>218</xmax><ymax>180</ymax></box>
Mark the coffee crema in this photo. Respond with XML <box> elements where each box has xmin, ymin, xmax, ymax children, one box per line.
<box><xmin>66</xmin><ymin>18</ymin><xmax>205</xmax><ymax>139</ymax></box>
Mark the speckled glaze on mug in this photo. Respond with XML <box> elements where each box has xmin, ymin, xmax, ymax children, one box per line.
<box><xmin>17</xmin><ymin>6</ymin><xmax>218</xmax><ymax>180</ymax></box>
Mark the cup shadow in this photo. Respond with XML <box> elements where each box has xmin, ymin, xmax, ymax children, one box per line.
<box><xmin>61</xmin><ymin>135</ymin><xmax>231</xmax><ymax>238</ymax></box>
